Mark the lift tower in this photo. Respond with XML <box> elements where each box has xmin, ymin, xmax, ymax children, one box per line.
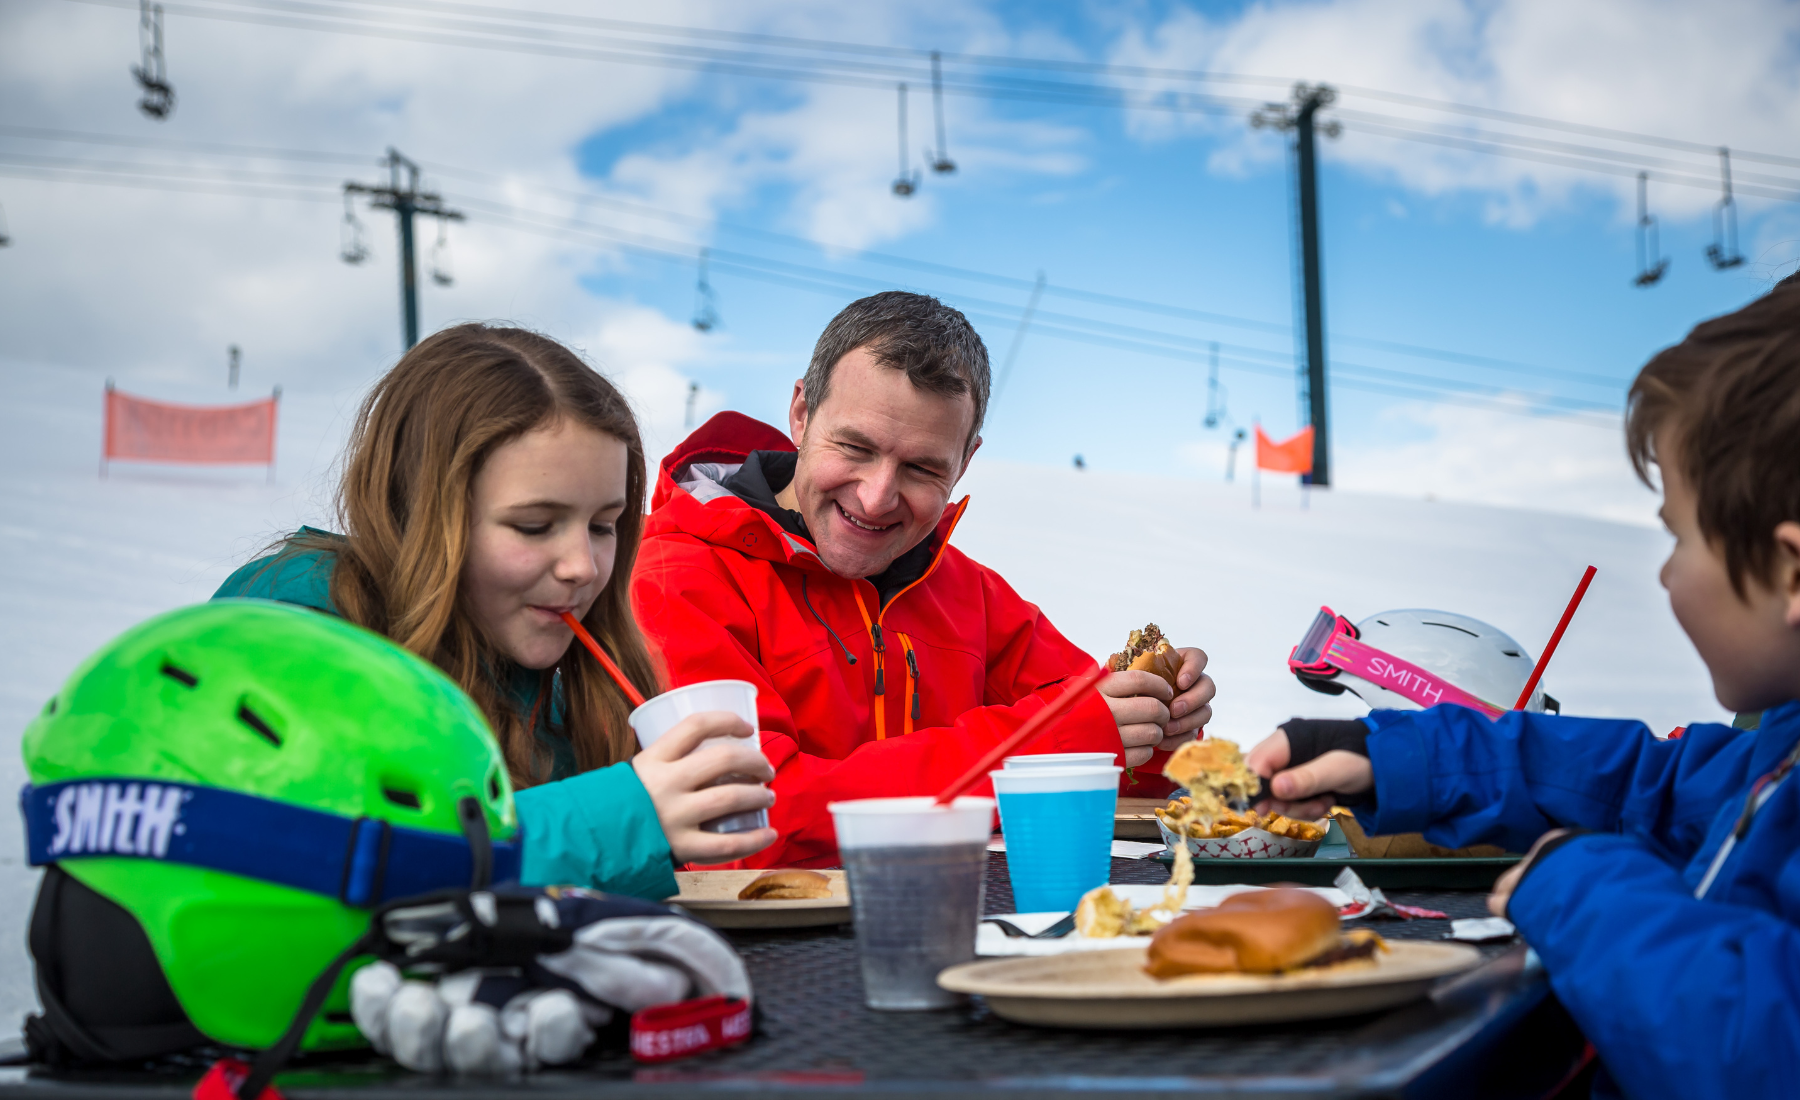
<box><xmin>345</xmin><ymin>149</ymin><xmax>463</xmax><ymax>350</ymax></box>
<box><xmin>1252</xmin><ymin>85</ymin><xmax>1339</xmax><ymax>487</ymax></box>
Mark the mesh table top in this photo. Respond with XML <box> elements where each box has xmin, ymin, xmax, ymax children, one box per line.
<box><xmin>1</xmin><ymin>855</ymin><xmax>1548</xmax><ymax>1100</ymax></box>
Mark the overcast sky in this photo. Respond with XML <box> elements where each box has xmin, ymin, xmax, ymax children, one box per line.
<box><xmin>3</xmin><ymin>0</ymin><xmax>1798</xmax><ymax>526</ymax></box>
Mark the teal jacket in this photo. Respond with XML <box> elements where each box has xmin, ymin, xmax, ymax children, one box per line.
<box><xmin>213</xmin><ymin>532</ymin><xmax>678</xmax><ymax>901</ymax></box>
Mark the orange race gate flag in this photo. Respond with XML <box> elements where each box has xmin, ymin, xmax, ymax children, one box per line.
<box><xmin>1255</xmin><ymin>424</ymin><xmax>1314</xmax><ymax>475</ymax></box>
<box><xmin>102</xmin><ymin>383</ymin><xmax>280</xmax><ymax>477</ymax></box>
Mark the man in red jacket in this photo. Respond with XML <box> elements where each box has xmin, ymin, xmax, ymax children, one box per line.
<box><xmin>632</xmin><ymin>292</ymin><xmax>1217</xmax><ymax>867</ymax></box>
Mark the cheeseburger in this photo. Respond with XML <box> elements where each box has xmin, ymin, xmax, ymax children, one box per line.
<box><xmin>1108</xmin><ymin>624</ymin><xmax>1182</xmax><ymax>691</ymax></box>
<box><xmin>1144</xmin><ymin>889</ymin><xmax>1385</xmax><ymax>978</ymax></box>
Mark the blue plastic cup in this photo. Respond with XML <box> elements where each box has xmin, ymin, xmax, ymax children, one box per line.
<box><xmin>989</xmin><ymin>765</ymin><xmax>1121</xmax><ymax>912</ymax></box>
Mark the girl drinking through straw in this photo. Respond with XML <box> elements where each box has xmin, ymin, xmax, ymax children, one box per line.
<box><xmin>215</xmin><ymin>324</ymin><xmax>775</xmax><ymax>898</ymax></box>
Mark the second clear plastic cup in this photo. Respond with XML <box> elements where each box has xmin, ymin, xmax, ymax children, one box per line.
<box><xmin>829</xmin><ymin>796</ymin><xmax>995</xmax><ymax>1011</ymax></box>
<box><xmin>990</xmin><ymin>765</ymin><xmax>1121</xmax><ymax>913</ymax></box>
<box><xmin>628</xmin><ymin>680</ymin><xmax>767</xmax><ymax>835</ymax></box>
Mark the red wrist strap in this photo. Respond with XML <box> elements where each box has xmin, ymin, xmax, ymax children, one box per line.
<box><xmin>630</xmin><ymin>996</ymin><xmax>752</xmax><ymax>1063</ymax></box>
<box><xmin>194</xmin><ymin>1059</ymin><xmax>283</xmax><ymax>1100</ymax></box>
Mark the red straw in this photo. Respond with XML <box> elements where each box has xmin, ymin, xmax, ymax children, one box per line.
<box><xmin>1513</xmin><ymin>565</ymin><xmax>1597</xmax><ymax>710</ymax></box>
<box><xmin>934</xmin><ymin>663</ymin><xmax>1108</xmax><ymax>804</ymax></box>
<box><xmin>559</xmin><ymin>611</ymin><xmax>649</xmax><ymax>708</ymax></box>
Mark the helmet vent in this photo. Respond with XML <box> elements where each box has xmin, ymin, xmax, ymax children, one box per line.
<box><xmin>1422</xmin><ymin>621</ymin><xmax>1480</xmax><ymax>638</ymax></box>
<box><xmin>1501</xmin><ymin>649</ymin><xmax>1521</xmax><ymax>657</ymax></box>
<box><xmin>487</xmin><ymin>773</ymin><xmax>501</xmax><ymax>803</ymax></box>
<box><xmin>160</xmin><ymin>662</ymin><xmax>198</xmax><ymax>688</ymax></box>
<box><xmin>236</xmin><ymin>703</ymin><xmax>282</xmax><ymax>747</ymax></box>
<box><xmin>381</xmin><ymin>787</ymin><xmax>421</xmax><ymax>809</ymax></box>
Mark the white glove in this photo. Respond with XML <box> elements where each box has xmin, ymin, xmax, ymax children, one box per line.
<box><xmin>348</xmin><ymin>914</ymin><xmax>749</xmax><ymax>1075</ymax></box>
<box><xmin>352</xmin><ymin>963</ymin><xmax>602</xmax><ymax>1074</ymax></box>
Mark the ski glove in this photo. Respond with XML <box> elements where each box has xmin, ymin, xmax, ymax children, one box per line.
<box><xmin>1276</xmin><ymin>718</ymin><xmax>1375</xmax><ymax>805</ymax></box>
<box><xmin>348</xmin><ymin>887</ymin><xmax>750</xmax><ymax>1075</ymax></box>
<box><xmin>1280</xmin><ymin>718</ymin><xmax>1371</xmax><ymax>765</ymax></box>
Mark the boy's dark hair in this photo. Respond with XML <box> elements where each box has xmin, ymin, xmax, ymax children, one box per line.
<box><xmin>1626</xmin><ymin>273</ymin><xmax>1800</xmax><ymax>595</ymax></box>
<box><xmin>804</xmin><ymin>291</ymin><xmax>989</xmax><ymax>453</ymax></box>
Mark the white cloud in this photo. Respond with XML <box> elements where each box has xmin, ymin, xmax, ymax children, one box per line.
<box><xmin>1108</xmin><ymin>0</ymin><xmax>1800</xmax><ymax>227</ymax></box>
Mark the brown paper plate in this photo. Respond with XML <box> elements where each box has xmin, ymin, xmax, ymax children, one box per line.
<box><xmin>1115</xmin><ymin>797</ymin><xmax>1167</xmax><ymax>839</ymax></box>
<box><xmin>665</xmin><ymin>870</ymin><xmax>851</xmax><ymax>930</ymax></box>
<box><xmin>936</xmin><ymin>939</ymin><xmax>1481</xmax><ymax>1028</ymax></box>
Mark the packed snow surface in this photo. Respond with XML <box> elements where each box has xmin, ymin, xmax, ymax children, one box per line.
<box><xmin>0</xmin><ymin>363</ymin><xmax>1722</xmax><ymax>1024</ymax></box>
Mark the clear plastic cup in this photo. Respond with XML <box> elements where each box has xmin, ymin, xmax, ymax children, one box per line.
<box><xmin>989</xmin><ymin>765</ymin><xmax>1120</xmax><ymax>912</ymax></box>
<box><xmin>1002</xmin><ymin>752</ymin><xmax>1119</xmax><ymax>770</ymax></box>
<box><xmin>828</xmin><ymin>796</ymin><xmax>995</xmax><ymax>1011</ymax></box>
<box><xmin>628</xmin><ymin>680</ymin><xmax>767</xmax><ymax>835</ymax></box>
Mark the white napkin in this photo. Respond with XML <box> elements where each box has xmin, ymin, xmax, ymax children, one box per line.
<box><xmin>1448</xmin><ymin>917</ymin><xmax>1517</xmax><ymax>943</ymax></box>
<box><xmin>985</xmin><ymin>838</ymin><xmax>1166</xmax><ymax>860</ymax></box>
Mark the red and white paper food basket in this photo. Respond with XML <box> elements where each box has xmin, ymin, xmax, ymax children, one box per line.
<box><xmin>1157</xmin><ymin>817</ymin><xmax>1328</xmax><ymax>859</ymax></box>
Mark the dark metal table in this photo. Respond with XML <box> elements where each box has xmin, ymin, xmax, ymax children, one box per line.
<box><xmin>0</xmin><ymin>855</ymin><xmax>1582</xmax><ymax>1100</ymax></box>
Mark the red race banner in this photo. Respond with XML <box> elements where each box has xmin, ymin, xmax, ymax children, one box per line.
<box><xmin>104</xmin><ymin>385</ymin><xmax>278</xmax><ymax>466</ymax></box>
<box><xmin>1255</xmin><ymin>424</ymin><xmax>1314</xmax><ymax>475</ymax></box>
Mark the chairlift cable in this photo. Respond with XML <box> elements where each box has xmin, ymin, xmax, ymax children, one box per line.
<box><xmin>0</xmin><ymin>141</ymin><xmax>1638</xmax><ymax>388</ymax></box>
<box><xmin>79</xmin><ymin>0</ymin><xmax>1800</xmax><ymax>171</ymax></box>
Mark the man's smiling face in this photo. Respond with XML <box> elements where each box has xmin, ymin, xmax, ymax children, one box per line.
<box><xmin>779</xmin><ymin>346</ymin><xmax>978</xmax><ymax>579</ymax></box>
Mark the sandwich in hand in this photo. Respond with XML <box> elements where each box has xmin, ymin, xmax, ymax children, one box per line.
<box><xmin>1145</xmin><ymin>889</ymin><xmax>1386</xmax><ymax>978</ymax></box>
<box><xmin>1162</xmin><ymin>738</ymin><xmax>1259</xmax><ymax>819</ymax></box>
<box><xmin>1107</xmin><ymin>624</ymin><xmax>1182</xmax><ymax>692</ymax></box>
<box><xmin>736</xmin><ymin>869</ymin><xmax>833</xmax><ymax>900</ymax></box>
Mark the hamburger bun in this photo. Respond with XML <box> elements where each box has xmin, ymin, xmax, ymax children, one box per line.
<box><xmin>737</xmin><ymin>869</ymin><xmax>834</xmax><ymax>900</ymax></box>
<box><xmin>1144</xmin><ymin>889</ymin><xmax>1340</xmax><ymax>977</ymax></box>
<box><xmin>1107</xmin><ymin>624</ymin><xmax>1182</xmax><ymax>692</ymax></box>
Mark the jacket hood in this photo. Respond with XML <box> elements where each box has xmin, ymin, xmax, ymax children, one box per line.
<box><xmin>648</xmin><ymin>412</ymin><xmax>968</xmax><ymax>576</ymax></box>
<box><xmin>654</xmin><ymin>411</ymin><xmax>794</xmax><ymax>510</ymax></box>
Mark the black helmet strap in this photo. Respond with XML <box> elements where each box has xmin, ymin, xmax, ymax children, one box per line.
<box><xmin>456</xmin><ymin>796</ymin><xmax>492</xmax><ymax>890</ymax></box>
<box><xmin>235</xmin><ymin>930</ymin><xmax>375</xmax><ymax>1100</ymax></box>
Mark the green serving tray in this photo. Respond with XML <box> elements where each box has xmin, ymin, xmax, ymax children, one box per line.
<box><xmin>1151</xmin><ymin>851</ymin><xmax>1520</xmax><ymax>889</ymax></box>
<box><xmin>1149</xmin><ymin>819</ymin><xmax>1521</xmax><ymax>890</ymax></box>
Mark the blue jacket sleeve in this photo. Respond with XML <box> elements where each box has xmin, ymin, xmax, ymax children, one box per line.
<box><xmin>1508</xmin><ymin>833</ymin><xmax>1800</xmax><ymax>1100</ymax></box>
<box><xmin>1359</xmin><ymin>706</ymin><xmax>1757</xmax><ymax>858</ymax></box>
<box><xmin>514</xmin><ymin>761</ymin><xmax>678</xmax><ymax>901</ymax></box>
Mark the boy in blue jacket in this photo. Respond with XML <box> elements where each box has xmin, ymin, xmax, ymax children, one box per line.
<box><xmin>1249</xmin><ymin>276</ymin><xmax>1800</xmax><ymax>1100</ymax></box>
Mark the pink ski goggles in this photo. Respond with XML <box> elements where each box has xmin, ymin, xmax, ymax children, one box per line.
<box><xmin>1287</xmin><ymin>606</ymin><xmax>1504</xmax><ymax>718</ymax></box>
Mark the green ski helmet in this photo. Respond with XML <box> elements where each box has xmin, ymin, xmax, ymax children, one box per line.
<box><xmin>22</xmin><ymin>599</ymin><xmax>520</xmax><ymax>1058</ymax></box>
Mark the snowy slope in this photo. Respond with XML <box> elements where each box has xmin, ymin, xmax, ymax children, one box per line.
<box><xmin>0</xmin><ymin>363</ymin><xmax>1724</xmax><ymax>1023</ymax></box>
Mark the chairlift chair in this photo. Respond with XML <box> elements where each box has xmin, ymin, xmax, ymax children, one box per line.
<box><xmin>692</xmin><ymin>250</ymin><xmax>720</xmax><ymax>332</ymax></box>
<box><xmin>339</xmin><ymin>191</ymin><xmax>370</xmax><ymax>265</ymax></box>
<box><xmin>1203</xmin><ymin>342</ymin><xmax>1227</xmax><ymax>428</ymax></box>
<box><xmin>891</xmin><ymin>84</ymin><xmax>920</xmax><ymax>197</ymax></box>
<box><xmin>1634</xmin><ymin>172</ymin><xmax>1669</xmax><ymax>288</ymax></box>
<box><xmin>132</xmin><ymin>0</ymin><xmax>175</xmax><ymax>120</ymax></box>
<box><xmin>429</xmin><ymin>216</ymin><xmax>454</xmax><ymax>287</ymax></box>
<box><xmin>1705</xmin><ymin>148</ymin><xmax>1745</xmax><ymax>271</ymax></box>
<box><xmin>928</xmin><ymin>52</ymin><xmax>957</xmax><ymax>174</ymax></box>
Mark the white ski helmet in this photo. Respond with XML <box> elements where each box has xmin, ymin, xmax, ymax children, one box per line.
<box><xmin>1290</xmin><ymin>608</ymin><xmax>1558</xmax><ymax>714</ymax></box>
